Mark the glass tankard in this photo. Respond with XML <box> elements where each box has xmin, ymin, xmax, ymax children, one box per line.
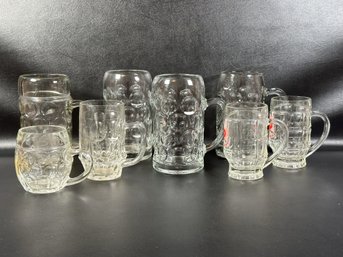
<box><xmin>216</xmin><ymin>71</ymin><xmax>285</xmax><ymax>158</ymax></box>
<box><xmin>15</xmin><ymin>125</ymin><xmax>92</xmax><ymax>194</ymax></box>
<box><xmin>103</xmin><ymin>70</ymin><xmax>152</xmax><ymax>161</ymax></box>
<box><xmin>79</xmin><ymin>100</ymin><xmax>146</xmax><ymax>181</ymax></box>
<box><xmin>223</xmin><ymin>103</ymin><xmax>288</xmax><ymax>180</ymax></box>
<box><xmin>269</xmin><ymin>96</ymin><xmax>330</xmax><ymax>169</ymax></box>
<box><xmin>151</xmin><ymin>74</ymin><xmax>224</xmax><ymax>175</ymax></box>
<box><xmin>18</xmin><ymin>74</ymin><xmax>78</xmax><ymax>138</ymax></box>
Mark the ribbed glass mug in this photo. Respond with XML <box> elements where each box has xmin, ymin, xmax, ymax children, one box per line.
<box><xmin>223</xmin><ymin>103</ymin><xmax>288</xmax><ymax>180</ymax></box>
<box><xmin>79</xmin><ymin>100</ymin><xmax>146</xmax><ymax>181</ymax></box>
<box><xmin>18</xmin><ymin>74</ymin><xmax>79</xmax><ymax>138</ymax></box>
<box><xmin>103</xmin><ymin>70</ymin><xmax>152</xmax><ymax>161</ymax></box>
<box><xmin>269</xmin><ymin>96</ymin><xmax>330</xmax><ymax>169</ymax></box>
<box><xmin>15</xmin><ymin>125</ymin><xmax>92</xmax><ymax>194</ymax></box>
<box><xmin>151</xmin><ymin>74</ymin><xmax>224</xmax><ymax>175</ymax></box>
<box><xmin>216</xmin><ymin>71</ymin><xmax>285</xmax><ymax>158</ymax></box>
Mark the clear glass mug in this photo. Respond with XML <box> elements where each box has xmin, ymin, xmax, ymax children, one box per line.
<box><xmin>223</xmin><ymin>103</ymin><xmax>288</xmax><ymax>180</ymax></box>
<box><xmin>79</xmin><ymin>100</ymin><xmax>146</xmax><ymax>181</ymax></box>
<box><xmin>15</xmin><ymin>125</ymin><xmax>92</xmax><ymax>194</ymax></box>
<box><xmin>18</xmin><ymin>74</ymin><xmax>79</xmax><ymax>139</ymax></box>
<box><xmin>216</xmin><ymin>71</ymin><xmax>285</xmax><ymax>158</ymax></box>
<box><xmin>269</xmin><ymin>96</ymin><xmax>330</xmax><ymax>169</ymax></box>
<box><xmin>151</xmin><ymin>74</ymin><xmax>224</xmax><ymax>175</ymax></box>
<box><xmin>103</xmin><ymin>70</ymin><xmax>152</xmax><ymax>161</ymax></box>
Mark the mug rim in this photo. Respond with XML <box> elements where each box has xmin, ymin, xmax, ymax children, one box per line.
<box><xmin>271</xmin><ymin>95</ymin><xmax>311</xmax><ymax>102</ymax></box>
<box><xmin>153</xmin><ymin>73</ymin><xmax>203</xmax><ymax>80</ymax></box>
<box><xmin>19</xmin><ymin>73</ymin><xmax>69</xmax><ymax>80</ymax></box>
<box><xmin>104</xmin><ymin>69</ymin><xmax>150</xmax><ymax>75</ymax></box>
<box><xmin>18</xmin><ymin>125</ymin><xmax>67</xmax><ymax>135</ymax></box>
<box><xmin>80</xmin><ymin>99</ymin><xmax>124</xmax><ymax>107</ymax></box>
<box><xmin>225</xmin><ymin>102</ymin><xmax>268</xmax><ymax>110</ymax></box>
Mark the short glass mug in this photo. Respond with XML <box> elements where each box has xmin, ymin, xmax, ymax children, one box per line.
<box><xmin>103</xmin><ymin>70</ymin><xmax>152</xmax><ymax>161</ymax></box>
<box><xmin>79</xmin><ymin>100</ymin><xmax>146</xmax><ymax>181</ymax></box>
<box><xmin>216</xmin><ymin>71</ymin><xmax>285</xmax><ymax>158</ymax></box>
<box><xmin>269</xmin><ymin>96</ymin><xmax>330</xmax><ymax>169</ymax></box>
<box><xmin>18</xmin><ymin>74</ymin><xmax>79</xmax><ymax>138</ymax></box>
<box><xmin>151</xmin><ymin>74</ymin><xmax>224</xmax><ymax>175</ymax></box>
<box><xmin>223</xmin><ymin>103</ymin><xmax>288</xmax><ymax>180</ymax></box>
<box><xmin>15</xmin><ymin>125</ymin><xmax>92</xmax><ymax>194</ymax></box>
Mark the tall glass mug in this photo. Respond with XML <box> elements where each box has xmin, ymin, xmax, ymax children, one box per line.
<box><xmin>103</xmin><ymin>70</ymin><xmax>152</xmax><ymax>160</ymax></box>
<box><xmin>79</xmin><ymin>100</ymin><xmax>146</xmax><ymax>181</ymax></box>
<box><xmin>18</xmin><ymin>74</ymin><xmax>79</xmax><ymax>138</ymax></box>
<box><xmin>15</xmin><ymin>125</ymin><xmax>92</xmax><ymax>194</ymax></box>
<box><xmin>223</xmin><ymin>103</ymin><xmax>288</xmax><ymax>180</ymax></box>
<box><xmin>151</xmin><ymin>74</ymin><xmax>224</xmax><ymax>175</ymax></box>
<box><xmin>269</xmin><ymin>96</ymin><xmax>330</xmax><ymax>169</ymax></box>
<box><xmin>216</xmin><ymin>71</ymin><xmax>285</xmax><ymax>158</ymax></box>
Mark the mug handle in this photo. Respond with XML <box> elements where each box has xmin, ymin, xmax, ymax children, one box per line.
<box><xmin>66</xmin><ymin>149</ymin><xmax>93</xmax><ymax>186</ymax></box>
<box><xmin>206</xmin><ymin>97</ymin><xmax>225</xmax><ymax>152</ymax></box>
<box><xmin>123</xmin><ymin>122</ymin><xmax>147</xmax><ymax>167</ymax></box>
<box><xmin>306</xmin><ymin>111</ymin><xmax>330</xmax><ymax>157</ymax></box>
<box><xmin>264</xmin><ymin>119</ymin><xmax>289</xmax><ymax>168</ymax></box>
<box><xmin>264</xmin><ymin>87</ymin><xmax>286</xmax><ymax>97</ymax></box>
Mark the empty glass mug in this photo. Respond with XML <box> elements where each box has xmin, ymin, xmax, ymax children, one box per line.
<box><xmin>79</xmin><ymin>100</ymin><xmax>146</xmax><ymax>181</ymax></box>
<box><xmin>152</xmin><ymin>74</ymin><xmax>224</xmax><ymax>175</ymax></box>
<box><xmin>269</xmin><ymin>96</ymin><xmax>330</xmax><ymax>169</ymax></box>
<box><xmin>15</xmin><ymin>125</ymin><xmax>92</xmax><ymax>194</ymax></box>
<box><xmin>103</xmin><ymin>70</ymin><xmax>152</xmax><ymax>160</ymax></box>
<box><xmin>18</xmin><ymin>74</ymin><xmax>79</xmax><ymax>138</ymax></box>
<box><xmin>216</xmin><ymin>71</ymin><xmax>285</xmax><ymax>158</ymax></box>
<box><xmin>223</xmin><ymin>103</ymin><xmax>288</xmax><ymax>180</ymax></box>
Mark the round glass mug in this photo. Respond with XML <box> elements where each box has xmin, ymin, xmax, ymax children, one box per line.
<box><xmin>79</xmin><ymin>100</ymin><xmax>146</xmax><ymax>181</ymax></box>
<box><xmin>151</xmin><ymin>73</ymin><xmax>224</xmax><ymax>175</ymax></box>
<box><xmin>223</xmin><ymin>103</ymin><xmax>288</xmax><ymax>180</ymax></box>
<box><xmin>103</xmin><ymin>70</ymin><xmax>152</xmax><ymax>161</ymax></box>
<box><xmin>18</xmin><ymin>74</ymin><xmax>79</xmax><ymax>139</ymax></box>
<box><xmin>216</xmin><ymin>71</ymin><xmax>285</xmax><ymax>158</ymax></box>
<box><xmin>15</xmin><ymin>125</ymin><xmax>92</xmax><ymax>194</ymax></box>
<box><xmin>269</xmin><ymin>96</ymin><xmax>330</xmax><ymax>169</ymax></box>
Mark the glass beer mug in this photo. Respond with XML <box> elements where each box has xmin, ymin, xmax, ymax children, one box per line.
<box><xmin>151</xmin><ymin>74</ymin><xmax>224</xmax><ymax>175</ymax></box>
<box><xmin>223</xmin><ymin>103</ymin><xmax>288</xmax><ymax>180</ymax></box>
<box><xmin>103</xmin><ymin>70</ymin><xmax>152</xmax><ymax>161</ymax></box>
<box><xmin>216</xmin><ymin>71</ymin><xmax>285</xmax><ymax>158</ymax></box>
<box><xmin>269</xmin><ymin>96</ymin><xmax>330</xmax><ymax>169</ymax></box>
<box><xmin>18</xmin><ymin>74</ymin><xmax>78</xmax><ymax>138</ymax></box>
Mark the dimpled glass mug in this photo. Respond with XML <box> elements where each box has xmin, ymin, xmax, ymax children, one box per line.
<box><xmin>223</xmin><ymin>103</ymin><xmax>288</xmax><ymax>180</ymax></box>
<box><xmin>79</xmin><ymin>100</ymin><xmax>146</xmax><ymax>181</ymax></box>
<box><xmin>216</xmin><ymin>71</ymin><xmax>285</xmax><ymax>158</ymax></box>
<box><xmin>103</xmin><ymin>70</ymin><xmax>152</xmax><ymax>161</ymax></box>
<box><xmin>269</xmin><ymin>96</ymin><xmax>330</xmax><ymax>169</ymax></box>
<box><xmin>15</xmin><ymin>125</ymin><xmax>92</xmax><ymax>194</ymax></box>
<box><xmin>151</xmin><ymin>74</ymin><xmax>224</xmax><ymax>175</ymax></box>
<box><xmin>18</xmin><ymin>74</ymin><xmax>79</xmax><ymax>138</ymax></box>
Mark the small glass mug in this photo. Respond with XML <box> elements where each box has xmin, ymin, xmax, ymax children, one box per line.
<box><xmin>216</xmin><ymin>71</ymin><xmax>285</xmax><ymax>158</ymax></box>
<box><xmin>223</xmin><ymin>103</ymin><xmax>288</xmax><ymax>180</ymax></box>
<box><xmin>151</xmin><ymin>74</ymin><xmax>224</xmax><ymax>175</ymax></box>
<box><xmin>18</xmin><ymin>74</ymin><xmax>79</xmax><ymax>138</ymax></box>
<box><xmin>15</xmin><ymin>125</ymin><xmax>92</xmax><ymax>194</ymax></box>
<box><xmin>79</xmin><ymin>100</ymin><xmax>146</xmax><ymax>181</ymax></box>
<box><xmin>103</xmin><ymin>70</ymin><xmax>152</xmax><ymax>161</ymax></box>
<box><xmin>269</xmin><ymin>96</ymin><xmax>330</xmax><ymax>169</ymax></box>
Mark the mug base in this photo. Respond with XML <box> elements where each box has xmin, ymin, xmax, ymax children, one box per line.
<box><xmin>19</xmin><ymin>178</ymin><xmax>64</xmax><ymax>194</ymax></box>
<box><xmin>272</xmin><ymin>159</ymin><xmax>306</xmax><ymax>169</ymax></box>
<box><xmin>153</xmin><ymin>161</ymin><xmax>203</xmax><ymax>175</ymax></box>
<box><xmin>87</xmin><ymin>167</ymin><xmax>123</xmax><ymax>181</ymax></box>
<box><xmin>228</xmin><ymin>168</ymin><xmax>264</xmax><ymax>181</ymax></box>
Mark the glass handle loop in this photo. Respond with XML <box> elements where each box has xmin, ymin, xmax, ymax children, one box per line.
<box><xmin>206</xmin><ymin>97</ymin><xmax>225</xmax><ymax>152</ymax></box>
<box><xmin>123</xmin><ymin>122</ymin><xmax>146</xmax><ymax>167</ymax></box>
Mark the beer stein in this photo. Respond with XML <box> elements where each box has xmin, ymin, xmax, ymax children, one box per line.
<box><xmin>151</xmin><ymin>74</ymin><xmax>224</xmax><ymax>175</ymax></box>
<box><xmin>269</xmin><ymin>96</ymin><xmax>330</xmax><ymax>169</ymax></box>
<box><xmin>103</xmin><ymin>70</ymin><xmax>152</xmax><ymax>160</ymax></box>
<box><xmin>79</xmin><ymin>100</ymin><xmax>146</xmax><ymax>181</ymax></box>
<box><xmin>18</xmin><ymin>74</ymin><xmax>79</xmax><ymax>138</ymax></box>
<box><xmin>223</xmin><ymin>103</ymin><xmax>288</xmax><ymax>180</ymax></box>
<box><xmin>216</xmin><ymin>71</ymin><xmax>285</xmax><ymax>158</ymax></box>
<box><xmin>15</xmin><ymin>125</ymin><xmax>92</xmax><ymax>194</ymax></box>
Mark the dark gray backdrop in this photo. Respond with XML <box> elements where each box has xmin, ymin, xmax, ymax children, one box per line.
<box><xmin>1</xmin><ymin>0</ymin><xmax>343</xmax><ymax>154</ymax></box>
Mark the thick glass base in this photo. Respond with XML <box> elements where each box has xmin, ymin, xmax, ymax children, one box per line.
<box><xmin>272</xmin><ymin>158</ymin><xmax>306</xmax><ymax>169</ymax></box>
<box><xmin>18</xmin><ymin>178</ymin><xmax>65</xmax><ymax>194</ymax></box>
<box><xmin>87</xmin><ymin>167</ymin><xmax>123</xmax><ymax>181</ymax></box>
<box><xmin>153</xmin><ymin>161</ymin><xmax>203</xmax><ymax>175</ymax></box>
<box><xmin>215</xmin><ymin>147</ymin><xmax>225</xmax><ymax>158</ymax></box>
<box><xmin>228</xmin><ymin>168</ymin><xmax>264</xmax><ymax>181</ymax></box>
